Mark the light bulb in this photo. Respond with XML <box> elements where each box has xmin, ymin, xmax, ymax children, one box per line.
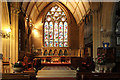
<box><xmin>6</xmin><ymin>28</ymin><xmax>11</xmax><ymax>33</ymax></box>
<box><xmin>116</xmin><ymin>28</ymin><xmax>118</xmax><ymax>32</ymax></box>
<box><xmin>100</xmin><ymin>27</ymin><xmax>103</xmax><ymax>32</ymax></box>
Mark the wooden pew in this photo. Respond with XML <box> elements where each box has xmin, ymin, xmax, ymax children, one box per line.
<box><xmin>2</xmin><ymin>71</ymin><xmax>36</xmax><ymax>80</ymax></box>
<box><xmin>71</xmin><ymin>57</ymin><xmax>95</xmax><ymax>72</ymax></box>
<box><xmin>77</xmin><ymin>72</ymin><xmax>120</xmax><ymax>80</ymax></box>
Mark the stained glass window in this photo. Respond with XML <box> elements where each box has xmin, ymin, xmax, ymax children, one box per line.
<box><xmin>59</xmin><ymin>22</ymin><xmax>63</xmax><ymax>47</ymax></box>
<box><xmin>47</xmin><ymin>17</ymin><xmax>51</xmax><ymax>21</ymax></box>
<box><xmin>64</xmin><ymin>22</ymin><xmax>68</xmax><ymax>47</ymax></box>
<box><xmin>57</xmin><ymin>7</ymin><xmax>62</xmax><ymax>12</ymax></box>
<box><xmin>47</xmin><ymin>12</ymin><xmax>51</xmax><ymax>15</ymax></box>
<box><xmin>49</xmin><ymin>22</ymin><xmax>53</xmax><ymax>47</ymax></box>
<box><xmin>44</xmin><ymin>22</ymin><xmax>49</xmax><ymax>47</ymax></box>
<box><xmin>44</xmin><ymin>6</ymin><xmax>68</xmax><ymax>47</ymax></box>
<box><xmin>54</xmin><ymin>21</ymin><xmax>58</xmax><ymax>47</ymax></box>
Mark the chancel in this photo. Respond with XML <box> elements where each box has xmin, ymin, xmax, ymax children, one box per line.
<box><xmin>1</xmin><ymin>1</ymin><xmax>120</xmax><ymax>80</ymax></box>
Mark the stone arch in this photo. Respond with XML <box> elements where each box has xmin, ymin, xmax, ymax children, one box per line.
<box><xmin>58</xmin><ymin>49</ymin><xmax>63</xmax><ymax>56</ymax></box>
<box><xmin>41</xmin><ymin>2</ymin><xmax>71</xmax><ymax>24</ymax></box>
<box><xmin>44</xmin><ymin>50</ymin><xmax>48</xmax><ymax>56</ymax></box>
<box><xmin>49</xmin><ymin>49</ymin><xmax>53</xmax><ymax>56</ymax></box>
<box><xmin>54</xmin><ymin>49</ymin><xmax>58</xmax><ymax>56</ymax></box>
<box><xmin>64</xmin><ymin>49</ymin><xmax>68</xmax><ymax>56</ymax></box>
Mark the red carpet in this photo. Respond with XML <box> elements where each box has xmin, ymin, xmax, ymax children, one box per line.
<box><xmin>37</xmin><ymin>77</ymin><xmax>76</xmax><ymax>80</ymax></box>
<box><xmin>37</xmin><ymin>66</ymin><xmax>76</xmax><ymax>79</ymax></box>
<box><xmin>42</xmin><ymin>66</ymin><xmax>71</xmax><ymax>70</ymax></box>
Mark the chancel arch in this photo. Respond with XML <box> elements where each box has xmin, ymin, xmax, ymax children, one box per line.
<box><xmin>31</xmin><ymin>2</ymin><xmax>79</xmax><ymax>56</ymax></box>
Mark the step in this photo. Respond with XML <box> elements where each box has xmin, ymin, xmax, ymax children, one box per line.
<box><xmin>37</xmin><ymin>70</ymin><xmax>77</xmax><ymax>73</ymax></box>
<box><xmin>37</xmin><ymin>70</ymin><xmax>76</xmax><ymax>78</ymax></box>
<box><xmin>37</xmin><ymin>72</ymin><xmax>76</xmax><ymax>75</ymax></box>
<box><xmin>36</xmin><ymin>73</ymin><xmax>76</xmax><ymax>78</ymax></box>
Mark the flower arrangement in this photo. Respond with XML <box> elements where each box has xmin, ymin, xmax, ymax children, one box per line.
<box><xmin>96</xmin><ymin>52</ymin><xmax>106</xmax><ymax>65</ymax></box>
<box><xmin>13</xmin><ymin>61</ymin><xmax>24</xmax><ymax>68</ymax></box>
<box><xmin>12</xmin><ymin>61</ymin><xmax>25</xmax><ymax>72</ymax></box>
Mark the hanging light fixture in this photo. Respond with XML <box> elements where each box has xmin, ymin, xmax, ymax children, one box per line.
<box><xmin>116</xmin><ymin>20</ymin><xmax>120</xmax><ymax>33</ymax></box>
<box><xmin>0</xmin><ymin>28</ymin><xmax>11</xmax><ymax>38</ymax></box>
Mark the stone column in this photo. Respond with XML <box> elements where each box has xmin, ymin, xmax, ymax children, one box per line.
<box><xmin>0</xmin><ymin>0</ymin><xmax>2</xmax><ymax>77</ymax></box>
<box><xmin>92</xmin><ymin>2</ymin><xmax>114</xmax><ymax>61</ymax></box>
<box><xmin>91</xmin><ymin>2</ymin><xmax>102</xmax><ymax>61</ymax></box>
<box><xmin>93</xmin><ymin>11</ymin><xmax>99</xmax><ymax>60</ymax></box>
<box><xmin>2</xmin><ymin>2</ymin><xmax>11</xmax><ymax>62</ymax></box>
<box><xmin>78</xmin><ymin>22</ymin><xmax>85</xmax><ymax>57</ymax></box>
<box><xmin>10</xmin><ymin>2</ymin><xmax>19</xmax><ymax>65</ymax></box>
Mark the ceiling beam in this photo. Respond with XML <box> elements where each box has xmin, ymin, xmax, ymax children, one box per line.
<box><xmin>73</xmin><ymin>0</ymin><xmax>79</xmax><ymax>13</ymax></box>
<box><xmin>35</xmin><ymin>2</ymin><xmax>52</xmax><ymax>21</ymax></box>
<box><xmin>88</xmin><ymin>0</ymin><xmax>91</xmax><ymax>9</ymax></box>
<box><xmin>73</xmin><ymin>1</ymin><xmax>81</xmax><ymax>20</ymax></box>
<box><xmin>68</xmin><ymin>1</ymin><xmax>81</xmax><ymax>23</ymax></box>
<box><xmin>35</xmin><ymin>2</ymin><xmax>46</xmax><ymax>13</ymax></box>
<box><xmin>68</xmin><ymin>2</ymin><xmax>75</xmax><ymax>14</ymax></box>
<box><xmin>80</xmin><ymin>0</ymin><xmax>87</xmax><ymax>15</ymax></box>
<box><xmin>25</xmin><ymin>2</ymin><xmax>30</xmax><ymax>16</ymax></box>
<box><xmin>78</xmin><ymin>3</ymin><xmax>83</xmax><ymax>17</ymax></box>
<box><xmin>69</xmin><ymin>0</ymin><xmax>83</xmax><ymax>17</ymax></box>
<box><xmin>37</xmin><ymin>2</ymin><xmax>43</xmax><ymax>8</ymax></box>
<box><xmin>28</xmin><ymin>2</ymin><xmax>36</xmax><ymax>18</ymax></box>
<box><xmin>66</xmin><ymin>0</ymin><xmax>68</xmax><ymax>5</ymax></box>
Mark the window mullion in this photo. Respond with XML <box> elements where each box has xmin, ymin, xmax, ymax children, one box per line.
<box><xmin>63</xmin><ymin>21</ymin><xmax>64</xmax><ymax>47</ymax></box>
<box><xmin>58</xmin><ymin>21</ymin><xmax>59</xmax><ymax>47</ymax></box>
<box><xmin>67</xmin><ymin>21</ymin><xmax>68</xmax><ymax>47</ymax></box>
<box><xmin>53</xmin><ymin>21</ymin><xmax>55</xmax><ymax>47</ymax></box>
<box><xmin>48</xmin><ymin>22</ymin><xmax>50</xmax><ymax>47</ymax></box>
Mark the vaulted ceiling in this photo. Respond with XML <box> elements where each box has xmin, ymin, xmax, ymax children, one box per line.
<box><xmin>22</xmin><ymin>0</ymin><xmax>91</xmax><ymax>24</ymax></box>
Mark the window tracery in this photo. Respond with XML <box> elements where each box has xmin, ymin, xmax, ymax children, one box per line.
<box><xmin>44</xmin><ymin>6</ymin><xmax>68</xmax><ymax>47</ymax></box>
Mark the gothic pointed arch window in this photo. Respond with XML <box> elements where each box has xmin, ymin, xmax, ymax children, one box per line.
<box><xmin>44</xmin><ymin>5</ymin><xmax>68</xmax><ymax>47</ymax></box>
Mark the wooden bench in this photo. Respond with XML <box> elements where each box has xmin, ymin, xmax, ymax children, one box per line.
<box><xmin>77</xmin><ymin>72</ymin><xmax>120</xmax><ymax>80</ymax></box>
<box><xmin>2</xmin><ymin>71</ymin><xmax>36</xmax><ymax>80</ymax></box>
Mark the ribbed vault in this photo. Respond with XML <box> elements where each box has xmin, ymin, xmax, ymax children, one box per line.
<box><xmin>22</xmin><ymin>0</ymin><xmax>91</xmax><ymax>24</ymax></box>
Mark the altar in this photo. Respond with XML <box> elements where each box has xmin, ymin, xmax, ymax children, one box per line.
<box><xmin>34</xmin><ymin>56</ymin><xmax>71</xmax><ymax>66</ymax></box>
<box><xmin>33</xmin><ymin>47</ymin><xmax>73</xmax><ymax>65</ymax></box>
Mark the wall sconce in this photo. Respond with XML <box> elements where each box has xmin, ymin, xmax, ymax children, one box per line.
<box><xmin>0</xmin><ymin>28</ymin><xmax>11</xmax><ymax>38</ymax></box>
<box><xmin>103</xmin><ymin>42</ymin><xmax>109</xmax><ymax>49</ymax></box>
